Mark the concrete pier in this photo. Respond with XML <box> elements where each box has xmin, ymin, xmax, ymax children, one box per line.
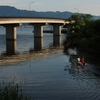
<box><xmin>4</xmin><ymin>24</ymin><xmax>20</xmax><ymax>55</ymax></box>
<box><xmin>33</xmin><ymin>24</ymin><xmax>45</xmax><ymax>38</ymax></box>
<box><xmin>30</xmin><ymin>23</ymin><xmax>45</xmax><ymax>51</ymax></box>
<box><xmin>52</xmin><ymin>24</ymin><xmax>63</xmax><ymax>46</ymax></box>
<box><xmin>6</xmin><ymin>40</ymin><xmax>17</xmax><ymax>55</ymax></box>
<box><xmin>52</xmin><ymin>24</ymin><xmax>62</xmax><ymax>36</ymax></box>
<box><xmin>53</xmin><ymin>36</ymin><xmax>61</xmax><ymax>46</ymax></box>
<box><xmin>34</xmin><ymin>38</ymin><xmax>43</xmax><ymax>51</ymax></box>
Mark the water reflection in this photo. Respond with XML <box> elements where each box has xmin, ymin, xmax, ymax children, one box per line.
<box><xmin>0</xmin><ymin>52</ymin><xmax>100</xmax><ymax>99</ymax></box>
<box><xmin>34</xmin><ymin>37</ymin><xmax>43</xmax><ymax>51</ymax></box>
<box><xmin>6</xmin><ymin>40</ymin><xmax>17</xmax><ymax>55</ymax></box>
<box><xmin>64</xmin><ymin>61</ymin><xmax>100</xmax><ymax>89</ymax></box>
<box><xmin>64</xmin><ymin>48</ymin><xmax>100</xmax><ymax>95</ymax></box>
<box><xmin>53</xmin><ymin>36</ymin><xmax>61</xmax><ymax>46</ymax></box>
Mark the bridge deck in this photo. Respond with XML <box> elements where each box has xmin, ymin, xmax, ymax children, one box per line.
<box><xmin>0</xmin><ymin>17</ymin><xmax>74</xmax><ymax>24</ymax></box>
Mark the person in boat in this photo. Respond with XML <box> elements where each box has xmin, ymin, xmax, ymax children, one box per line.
<box><xmin>77</xmin><ymin>57</ymin><xmax>81</xmax><ymax>67</ymax></box>
<box><xmin>77</xmin><ymin>57</ymin><xmax>80</xmax><ymax>62</ymax></box>
<box><xmin>77</xmin><ymin>57</ymin><xmax>85</xmax><ymax>65</ymax></box>
<box><xmin>77</xmin><ymin>57</ymin><xmax>85</xmax><ymax>71</ymax></box>
<box><xmin>80</xmin><ymin>57</ymin><xmax>85</xmax><ymax>66</ymax></box>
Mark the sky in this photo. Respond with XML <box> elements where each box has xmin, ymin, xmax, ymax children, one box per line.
<box><xmin>0</xmin><ymin>0</ymin><xmax>100</xmax><ymax>16</ymax></box>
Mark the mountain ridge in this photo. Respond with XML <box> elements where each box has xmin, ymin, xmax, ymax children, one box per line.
<box><xmin>0</xmin><ymin>6</ymin><xmax>100</xmax><ymax>19</ymax></box>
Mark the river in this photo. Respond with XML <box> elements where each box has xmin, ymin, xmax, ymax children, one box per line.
<box><xmin>0</xmin><ymin>27</ymin><xmax>100</xmax><ymax>100</ymax></box>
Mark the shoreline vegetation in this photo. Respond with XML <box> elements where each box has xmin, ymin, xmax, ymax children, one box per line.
<box><xmin>64</xmin><ymin>14</ymin><xmax>100</xmax><ymax>66</ymax></box>
<box><xmin>0</xmin><ymin>46</ymin><xmax>63</xmax><ymax>66</ymax></box>
<box><xmin>0</xmin><ymin>84</ymin><xmax>31</xmax><ymax>100</ymax></box>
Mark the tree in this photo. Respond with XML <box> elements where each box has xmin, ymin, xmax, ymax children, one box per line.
<box><xmin>69</xmin><ymin>14</ymin><xmax>93</xmax><ymax>33</ymax></box>
<box><xmin>65</xmin><ymin>13</ymin><xmax>100</xmax><ymax>55</ymax></box>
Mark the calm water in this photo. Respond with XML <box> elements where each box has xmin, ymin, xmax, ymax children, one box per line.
<box><xmin>0</xmin><ymin>27</ymin><xmax>100</xmax><ymax>100</ymax></box>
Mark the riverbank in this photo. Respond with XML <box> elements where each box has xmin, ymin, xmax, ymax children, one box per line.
<box><xmin>0</xmin><ymin>46</ymin><xmax>64</xmax><ymax>66</ymax></box>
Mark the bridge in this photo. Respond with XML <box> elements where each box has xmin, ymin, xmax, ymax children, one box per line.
<box><xmin>0</xmin><ymin>17</ymin><xmax>74</xmax><ymax>55</ymax></box>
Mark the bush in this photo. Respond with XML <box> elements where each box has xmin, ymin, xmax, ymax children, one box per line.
<box><xmin>0</xmin><ymin>84</ymin><xmax>30</xmax><ymax>100</ymax></box>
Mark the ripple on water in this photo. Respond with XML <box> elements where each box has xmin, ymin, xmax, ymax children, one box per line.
<box><xmin>0</xmin><ymin>50</ymin><xmax>100</xmax><ymax>99</ymax></box>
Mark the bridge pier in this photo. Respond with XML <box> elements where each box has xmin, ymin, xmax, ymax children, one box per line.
<box><xmin>0</xmin><ymin>17</ymin><xmax>75</xmax><ymax>55</ymax></box>
<box><xmin>52</xmin><ymin>24</ymin><xmax>63</xmax><ymax>46</ymax></box>
<box><xmin>3</xmin><ymin>24</ymin><xmax>20</xmax><ymax>55</ymax></box>
<box><xmin>30</xmin><ymin>23</ymin><xmax>45</xmax><ymax>51</ymax></box>
<box><xmin>32</xmin><ymin>23</ymin><xmax>63</xmax><ymax>49</ymax></box>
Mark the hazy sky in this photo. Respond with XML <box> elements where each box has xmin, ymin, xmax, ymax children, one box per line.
<box><xmin>0</xmin><ymin>0</ymin><xmax>100</xmax><ymax>16</ymax></box>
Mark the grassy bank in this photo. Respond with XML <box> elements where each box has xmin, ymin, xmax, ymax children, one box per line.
<box><xmin>0</xmin><ymin>84</ymin><xmax>30</xmax><ymax>100</ymax></box>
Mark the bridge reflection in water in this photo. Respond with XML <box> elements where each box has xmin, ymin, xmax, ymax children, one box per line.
<box><xmin>6</xmin><ymin>40</ymin><xmax>17</xmax><ymax>55</ymax></box>
<box><xmin>34</xmin><ymin>38</ymin><xmax>43</xmax><ymax>51</ymax></box>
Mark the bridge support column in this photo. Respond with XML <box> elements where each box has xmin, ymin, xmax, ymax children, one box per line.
<box><xmin>4</xmin><ymin>24</ymin><xmax>20</xmax><ymax>55</ymax></box>
<box><xmin>52</xmin><ymin>24</ymin><xmax>63</xmax><ymax>46</ymax></box>
<box><xmin>30</xmin><ymin>23</ymin><xmax>45</xmax><ymax>51</ymax></box>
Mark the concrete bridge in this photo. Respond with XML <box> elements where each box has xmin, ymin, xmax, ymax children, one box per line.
<box><xmin>0</xmin><ymin>17</ymin><xmax>74</xmax><ymax>55</ymax></box>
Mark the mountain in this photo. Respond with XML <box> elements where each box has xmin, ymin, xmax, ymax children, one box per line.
<box><xmin>0</xmin><ymin>6</ymin><xmax>100</xmax><ymax>19</ymax></box>
<box><xmin>0</xmin><ymin>6</ymin><xmax>72</xmax><ymax>19</ymax></box>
